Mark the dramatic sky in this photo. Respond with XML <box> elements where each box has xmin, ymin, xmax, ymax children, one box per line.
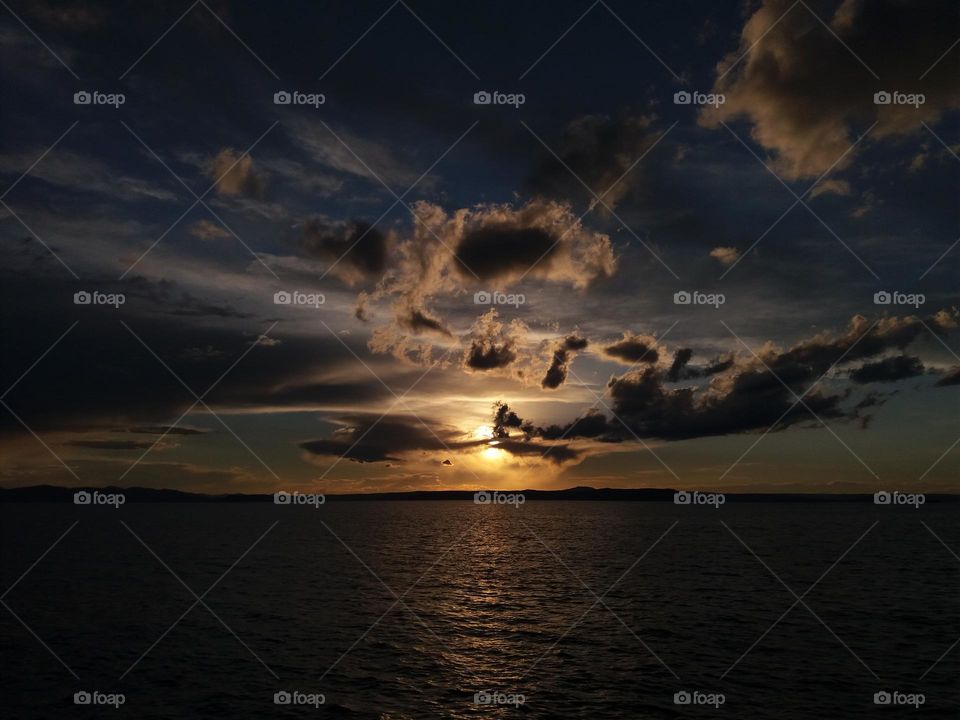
<box><xmin>1</xmin><ymin>0</ymin><xmax>957</xmax><ymax>494</ymax></box>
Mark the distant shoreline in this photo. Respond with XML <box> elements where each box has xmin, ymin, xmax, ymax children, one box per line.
<box><xmin>1</xmin><ymin>485</ymin><xmax>957</xmax><ymax>503</ymax></box>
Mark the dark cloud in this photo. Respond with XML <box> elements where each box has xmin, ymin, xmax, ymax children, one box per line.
<box><xmin>301</xmin><ymin>410</ymin><xmax>577</xmax><ymax>465</ymax></box>
<box><xmin>704</xmin><ymin>0</ymin><xmax>960</xmax><ymax>179</ymax></box>
<box><xmin>398</xmin><ymin>307</ymin><xmax>452</xmax><ymax>336</ymax></box>
<box><xmin>493</xmin><ymin>438</ymin><xmax>580</xmax><ymax>464</ymax></box>
<box><xmin>301</xmin><ymin>218</ymin><xmax>388</xmax><ymax>286</ymax></box>
<box><xmin>300</xmin><ymin>415</ymin><xmax>461</xmax><ymax>463</ymax></box>
<box><xmin>849</xmin><ymin>355</ymin><xmax>925</xmax><ymax>383</ymax></box>
<box><xmin>361</xmin><ymin>201</ymin><xmax>615</xmax><ymax>355</ymax></box>
<box><xmin>936</xmin><ymin>366</ymin><xmax>960</xmax><ymax>387</ymax></box>
<box><xmin>493</xmin><ymin>402</ymin><xmax>524</xmax><ymax>438</ymax></box>
<box><xmin>462</xmin><ymin>310</ymin><xmax>522</xmax><ymax>372</ymax></box>
<box><xmin>505</xmin><ymin>310</ymin><xmax>959</xmax><ymax>442</ymax></box>
<box><xmin>538</xmin><ymin>409</ymin><xmax>620</xmax><ymax>442</ymax></box>
<box><xmin>129</xmin><ymin>426</ymin><xmax>208</xmax><ymax>435</ymax></box>
<box><xmin>65</xmin><ymin>439</ymin><xmax>154</xmax><ymax>450</ymax></box>
<box><xmin>0</xmin><ymin>273</ymin><xmax>394</xmax><ymax>436</ymax></box>
<box><xmin>526</xmin><ymin>113</ymin><xmax>660</xmax><ymax>210</ymax></box>
<box><xmin>541</xmin><ymin>335</ymin><xmax>588</xmax><ymax>389</ymax></box>
<box><xmin>666</xmin><ymin>348</ymin><xmax>694</xmax><ymax>382</ymax></box>
<box><xmin>455</xmin><ymin>225</ymin><xmax>558</xmax><ymax>280</ymax></box>
<box><xmin>603</xmin><ymin>333</ymin><xmax>660</xmax><ymax>364</ymax></box>
<box><xmin>466</xmin><ymin>342</ymin><xmax>516</xmax><ymax>370</ymax></box>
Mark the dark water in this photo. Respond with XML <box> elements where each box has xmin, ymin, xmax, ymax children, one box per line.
<box><xmin>1</xmin><ymin>501</ymin><xmax>957</xmax><ymax>718</ymax></box>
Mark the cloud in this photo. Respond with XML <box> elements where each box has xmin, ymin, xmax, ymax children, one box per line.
<box><xmin>936</xmin><ymin>366</ymin><xmax>960</xmax><ymax>387</ymax></box>
<box><xmin>300</xmin><ymin>218</ymin><xmax>388</xmax><ymax>286</ymax></box>
<box><xmin>0</xmin><ymin>148</ymin><xmax>178</xmax><ymax>202</ymax></box>
<box><xmin>456</xmin><ymin>225</ymin><xmax>558</xmax><ymax>280</ymax></box>
<box><xmin>206</xmin><ymin>149</ymin><xmax>266</xmax><ymax>198</ymax></box>
<box><xmin>285</xmin><ymin>117</ymin><xmax>427</xmax><ymax>190</ymax></box>
<box><xmin>666</xmin><ymin>348</ymin><xmax>694</xmax><ymax>382</ymax></box>
<box><xmin>189</xmin><ymin>219</ymin><xmax>231</xmax><ymax>240</ymax></box>
<box><xmin>702</xmin><ymin>0</ymin><xmax>960</xmax><ymax>179</ymax></box>
<box><xmin>504</xmin><ymin>309</ymin><xmax>959</xmax><ymax>443</ymax></box>
<box><xmin>448</xmin><ymin>200</ymin><xmax>616</xmax><ymax>286</ymax></box>
<box><xmin>603</xmin><ymin>333</ymin><xmax>661</xmax><ymax>364</ymax></box>
<box><xmin>849</xmin><ymin>355</ymin><xmax>925</xmax><ymax>383</ymax></box>
<box><xmin>526</xmin><ymin>113</ymin><xmax>660</xmax><ymax>210</ymax></box>
<box><xmin>336</xmin><ymin>199</ymin><xmax>615</xmax><ymax>373</ymax></box>
<box><xmin>397</xmin><ymin>306</ymin><xmax>452</xmax><ymax>337</ymax></box>
<box><xmin>463</xmin><ymin>309</ymin><xmax>525</xmax><ymax>371</ymax></box>
<box><xmin>541</xmin><ymin>335</ymin><xmax>589</xmax><ymax>389</ymax></box>
<box><xmin>300</xmin><ymin>415</ymin><xmax>462</xmax><ymax>463</ymax></box>
<box><xmin>300</xmin><ymin>409</ymin><xmax>577</xmax><ymax>465</ymax></box>
<box><xmin>361</xmin><ymin>199</ymin><xmax>615</xmax><ymax>353</ymax></box>
<box><xmin>129</xmin><ymin>426</ymin><xmax>208</xmax><ymax>435</ymax></box>
<box><xmin>65</xmin><ymin>439</ymin><xmax>155</xmax><ymax>450</ymax></box>
<box><xmin>709</xmin><ymin>246</ymin><xmax>740</xmax><ymax>266</ymax></box>
<box><xmin>0</xmin><ymin>272</ymin><xmax>399</xmax><ymax>437</ymax></box>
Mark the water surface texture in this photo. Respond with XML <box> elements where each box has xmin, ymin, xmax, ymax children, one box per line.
<box><xmin>1</xmin><ymin>501</ymin><xmax>957</xmax><ymax>718</ymax></box>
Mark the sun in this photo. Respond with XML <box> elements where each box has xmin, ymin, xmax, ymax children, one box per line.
<box><xmin>481</xmin><ymin>445</ymin><xmax>507</xmax><ymax>463</ymax></box>
<box><xmin>470</xmin><ymin>424</ymin><xmax>507</xmax><ymax>463</ymax></box>
<box><xmin>471</xmin><ymin>424</ymin><xmax>493</xmax><ymax>440</ymax></box>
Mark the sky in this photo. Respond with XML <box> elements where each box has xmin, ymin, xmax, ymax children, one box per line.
<box><xmin>0</xmin><ymin>0</ymin><xmax>958</xmax><ymax>495</ymax></box>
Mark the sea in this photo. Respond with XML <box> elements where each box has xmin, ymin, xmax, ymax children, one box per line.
<box><xmin>1</xmin><ymin>501</ymin><xmax>957</xmax><ymax>718</ymax></box>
